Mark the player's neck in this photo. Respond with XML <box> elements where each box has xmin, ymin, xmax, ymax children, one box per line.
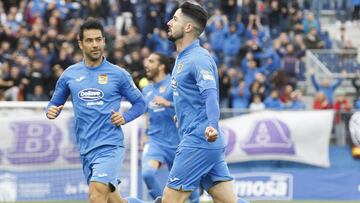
<box><xmin>175</xmin><ymin>36</ymin><xmax>197</xmax><ymax>53</ymax></box>
<box><xmin>84</xmin><ymin>56</ymin><xmax>103</xmax><ymax>67</ymax></box>
<box><xmin>153</xmin><ymin>72</ymin><xmax>166</xmax><ymax>83</ymax></box>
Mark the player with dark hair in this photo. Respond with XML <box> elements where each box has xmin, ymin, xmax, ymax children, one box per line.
<box><xmin>46</xmin><ymin>18</ymin><xmax>151</xmax><ymax>203</ymax></box>
<box><xmin>141</xmin><ymin>52</ymin><xmax>199</xmax><ymax>202</ymax></box>
<box><xmin>160</xmin><ymin>2</ymin><xmax>249</xmax><ymax>203</ymax></box>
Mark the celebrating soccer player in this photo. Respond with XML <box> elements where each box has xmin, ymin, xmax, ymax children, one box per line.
<box><xmin>160</xmin><ymin>2</ymin><xmax>250</xmax><ymax>203</ymax></box>
<box><xmin>46</xmin><ymin>18</ymin><xmax>148</xmax><ymax>203</ymax></box>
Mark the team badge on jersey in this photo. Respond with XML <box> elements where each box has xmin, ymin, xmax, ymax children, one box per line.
<box><xmin>176</xmin><ymin>62</ymin><xmax>183</xmax><ymax>74</ymax></box>
<box><xmin>201</xmin><ymin>70</ymin><xmax>215</xmax><ymax>81</ymax></box>
<box><xmin>159</xmin><ymin>86</ymin><xmax>166</xmax><ymax>93</ymax></box>
<box><xmin>98</xmin><ymin>74</ymin><xmax>108</xmax><ymax>84</ymax></box>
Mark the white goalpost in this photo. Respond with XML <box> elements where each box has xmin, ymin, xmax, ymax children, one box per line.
<box><xmin>0</xmin><ymin>101</ymin><xmax>142</xmax><ymax>202</ymax></box>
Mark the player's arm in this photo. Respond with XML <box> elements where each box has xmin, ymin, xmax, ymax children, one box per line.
<box><xmin>193</xmin><ymin>58</ymin><xmax>219</xmax><ymax>142</ymax></box>
<box><xmin>201</xmin><ymin>89</ymin><xmax>220</xmax><ymax>142</ymax></box>
<box><xmin>152</xmin><ymin>96</ymin><xmax>173</xmax><ymax>107</ymax></box>
<box><xmin>117</xmin><ymin>71</ymin><xmax>146</xmax><ymax>125</ymax></box>
<box><xmin>46</xmin><ymin>75</ymin><xmax>70</xmax><ymax>119</ymax></box>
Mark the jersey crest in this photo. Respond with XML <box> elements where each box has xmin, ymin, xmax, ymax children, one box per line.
<box><xmin>98</xmin><ymin>74</ymin><xmax>108</xmax><ymax>84</ymax></box>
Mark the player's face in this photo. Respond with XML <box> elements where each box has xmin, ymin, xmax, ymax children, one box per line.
<box><xmin>79</xmin><ymin>29</ymin><xmax>105</xmax><ymax>62</ymax></box>
<box><xmin>144</xmin><ymin>54</ymin><xmax>160</xmax><ymax>81</ymax></box>
<box><xmin>167</xmin><ymin>9</ymin><xmax>185</xmax><ymax>42</ymax></box>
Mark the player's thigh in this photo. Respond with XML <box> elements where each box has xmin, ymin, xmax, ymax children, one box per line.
<box><xmin>91</xmin><ymin>146</ymin><xmax>125</xmax><ymax>191</ymax></box>
<box><xmin>208</xmin><ymin>181</ymin><xmax>237</xmax><ymax>203</ymax></box>
<box><xmin>142</xmin><ymin>144</ymin><xmax>165</xmax><ymax>169</ymax></box>
<box><xmin>167</xmin><ymin>147</ymin><xmax>218</xmax><ymax>191</ymax></box>
<box><xmin>162</xmin><ymin>186</ymin><xmax>191</xmax><ymax>203</ymax></box>
<box><xmin>201</xmin><ymin>149</ymin><xmax>233</xmax><ymax>191</ymax></box>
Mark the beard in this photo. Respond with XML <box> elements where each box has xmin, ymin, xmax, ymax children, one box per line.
<box><xmin>85</xmin><ymin>50</ymin><xmax>103</xmax><ymax>62</ymax></box>
<box><xmin>168</xmin><ymin>31</ymin><xmax>183</xmax><ymax>42</ymax></box>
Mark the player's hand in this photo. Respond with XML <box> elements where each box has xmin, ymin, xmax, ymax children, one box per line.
<box><xmin>205</xmin><ymin>126</ymin><xmax>218</xmax><ymax>142</ymax></box>
<box><xmin>153</xmin><ymin>96</ymin><xmax>171</xmax><ymax>107</ymax></box>
<box><xmin>46</xmin><ymin>105</ymin><xmax>63</xmax><ymax>119</ymax></box>
<box><xmin>111</xmin><ymin>110</ymin><xmax>126</xmax><ymax>126</ymax></box>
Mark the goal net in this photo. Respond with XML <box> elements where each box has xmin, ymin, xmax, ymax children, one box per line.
<box><xmin>0</xmin><ymin>101</ymin><xmax>143</xmax><ymax>202</ymax></box>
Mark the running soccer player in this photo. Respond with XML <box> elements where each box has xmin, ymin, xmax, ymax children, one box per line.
<box><xmin>46</xmin><ymin>18</ymin><xmax>149</xmax><ymax>203</ymax></box>
<box><xmin>161</xmin><ymin>2</ymin><xmax>249</xmax><ymax>203</ymax></box>
<box><xmin>141</xmin><ymin>52</ymin><xmax>199</xmax><ymax>202</ymax></box>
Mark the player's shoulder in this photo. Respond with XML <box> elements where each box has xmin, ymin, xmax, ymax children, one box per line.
<box><xmin>188</xmin><ymin>47</ymin><xmax>214</xmax><ymax>67</ymax></box>
<box><xmin>60</xmin><ymin>62</ymin><xmax>83</xmax><ymax>78</ymax></box>
<box><xmin>104</xmin><ymin>61</ymin><xmax>131</xmax><ymax>77</ymax></box>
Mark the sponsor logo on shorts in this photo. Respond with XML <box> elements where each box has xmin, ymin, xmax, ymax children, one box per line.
<box><xmin>169</xmin><ymin>177</ymin><xmax>180</xmax><ymax>182</ymax></box>
<box><xmin>234</xmin><ymin>172</ymin><xmax>293</xmax><ymax>200</ymax></box>
<box><xmin>97</xmin><ymin>173</ymin><xmax>108</xmax><ymax>178</ymax></box>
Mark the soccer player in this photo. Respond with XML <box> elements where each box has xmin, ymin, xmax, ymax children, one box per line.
<box><xmin>141</xmin><ymin>52</ymin><xmax>199</xmax><ymax>202</ymax></box>
<box><xmin>46</xmin><ymin>18</ymin><xmax>148</xmax><ymax>203</ymax></box>
<box><xmin>162</xmin><ymin>2</ymin><xmax>249</xmax><ymax>203</ymax></box>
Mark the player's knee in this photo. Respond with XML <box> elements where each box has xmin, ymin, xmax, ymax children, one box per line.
<box><xmin>88</xmin><ymin>183</ymin><xmax>109</xmax><ymax>203</ymax></box>
<box><xmin>88</xmin><ymin>190</ymin><xmax>107</xmax><ymax>203</ymax></box>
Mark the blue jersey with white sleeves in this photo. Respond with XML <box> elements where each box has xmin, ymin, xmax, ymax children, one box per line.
<box><xmin>142</xmin><ymin>75</ymin><xmax>180</xmax><ymax>148</ymax></box>
<box><xmin>171</xmin><ymin>40</ymin><xmax>225</xmax><ymax>149</ymax></box>
<box><xmin>48</xmin><ymin>58</ymin><xmax>144</xmax><ymax>154</ymax></box>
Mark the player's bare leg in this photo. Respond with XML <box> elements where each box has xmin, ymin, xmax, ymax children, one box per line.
<box><xmin>108</xmin><ymin>188</ymin><xmax>127</xmax><ymax>203</ymax></box>
<box><xmin>162</xmin><ymin>186</ymin><xmax>191</xmax><ymax>203</ymax></box>
<box><xmin>207</xmin><ymin>181</ymin><xmax>237</xmax><ymax>203</ymax></box>
<box><xmin>89</xmin><ymin>181</ymin><xmax>111</xmax><ymax>203</ymax></box>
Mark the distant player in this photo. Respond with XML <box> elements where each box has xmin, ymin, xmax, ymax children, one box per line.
<box><xmin>141</xmin><ymin>52</ymin><xmax>199</xmax><ymax>202</ymax></box>
<box><xmin>46</xmin><ymin>18</ymin><xmax>150</xmax><ymax>203</ymax></box>
<box><xmin>161</xmin><ymin>2</ymin><xmax>249</xmax><ymax>203</ymax></box>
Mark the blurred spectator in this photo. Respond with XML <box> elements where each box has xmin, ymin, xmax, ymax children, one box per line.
<box><xmin>313</xmin><ymin>92</ymin><xmax>331</xmax><ymax>109</ymax></box>
<box><xmin>115</xmin><ymin>0</ymin><xmax>136</xmax><ymax>35</ymax></box>
<box><xmin>289</xmin><ymin>90</ymin><xmax>306</xmax><ymax>110</ymax></box>
<box><xmin>249</xmin><ymin>94</ymin><xmax>265</xmax><ymax>111</ymax></box>
<box><xmin>333</xmin><ymin>89</ymin><xmax>352</xmax><ymax>124</ymax></box>
<box><xmin>302</xmin><ymin>11</ymin><xmax>320</xmax><ymax>34</ymax></box>
<box><xmin>218</xmin><ymin>67</ymin><xmax>231</xmax><ymax>108</ymax></box>
<box><xmin>230</xmin><ymin>80</ymin><xmax>250</xmax><ymax>109</ymax></box>
<box><xmin>310</xmin><ymin>68</ymin><xmax>345</xmax><ymax>105</ymax></box>
<box><xmin>27</xmin><ymin>84</ymin><xmax>48</xmax><ymax>101</ymax></box>
<box><xmin>264</xmin><ymin>89</ymin><xmax>283</xmax><ymax>110</ymax></box>
<box><xmin>0</xmin><ymin>65</ymin><xmax>24</xmax><ymax>101</ymax></box>
<box><xmin>281</xmin><ymin>44</ymin><xmax>300</xmax><ymax>81</ymax></box>
<box><xmin>304</xmin><ymin>27</ymin><xmax>324</xmax><ymax>49</ymax></box>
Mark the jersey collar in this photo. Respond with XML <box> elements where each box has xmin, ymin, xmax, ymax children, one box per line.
<box><xmin>178</xmin><ymin>40</ymin><xmax>200</xmax><ymax>58</ymax></box>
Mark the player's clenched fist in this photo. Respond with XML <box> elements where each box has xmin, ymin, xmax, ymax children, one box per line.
<box><xmin>46</xmin><ymin>105</ymin><xmax>64</xmax><ymax>119</ymax></box>
<box><xmin>111</xmin><ymin>110</ymin><xmax>126</xmax><ymax>126</ymax></box>
<box><xmin>205</xmin><ymin>126</ymin><xmax>218</xmax><ymax>142</ymax></box>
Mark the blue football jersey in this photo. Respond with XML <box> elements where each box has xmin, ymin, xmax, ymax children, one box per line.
<box><xmin>171</xmin><ymin>40</ymin><xmax>225</xmax><ymax>149</ymax></box>
<box><xmin>48</xmin><ymin>58</ymin><xmax>143</xmax><ymax>154</ymax></box>
<box><xmin>143</xmin><ymin>75</ymin><xmax>180</xmax><ymax>148</ymax></box>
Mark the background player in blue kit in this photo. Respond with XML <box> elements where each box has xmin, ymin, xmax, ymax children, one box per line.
<box><xmin>161</xmin><ymin>2</ymin><xmax>249</xmax><ymax>203</ymax></box>
<box><xmin>141</xmin><ymin>52</ymin><xmax>199</xmax><ymax>202</ymax></box>
<box><xmin>46</xmin><ymin>18</ymin><xmax>148</xmax><ymax>203</ymax></box>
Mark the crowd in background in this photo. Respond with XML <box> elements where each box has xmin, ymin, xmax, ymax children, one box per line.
<box><xmin>0</xmin><ymin>0</ymin><xmax>359</xmax><ymax>113</ymax></box>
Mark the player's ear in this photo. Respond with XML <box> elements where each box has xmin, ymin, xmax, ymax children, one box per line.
<box><xmin>184</xmin><ymin>22</ymin><xmax>192</xmax><ymax>33</ymax></box>
<box><xmin>78</xmin><ymin>39</ymin><xmax>83</xmax><ymax>50</ymax></box>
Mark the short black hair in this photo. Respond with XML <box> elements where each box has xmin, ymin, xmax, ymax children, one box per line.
<box><xmin>78</xmin><ymin>18</ymin><xmax>104</xmax><ymax>41</ymax></box>
<box><xmin>153</xmin><ymin>52</ymin><xmax>171</xmax><ymax>74</ymax></box>
<box><xmin>179</xmin><ymin>2</ymin><xmax>208</xmax><ymax>35</ymax></box>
